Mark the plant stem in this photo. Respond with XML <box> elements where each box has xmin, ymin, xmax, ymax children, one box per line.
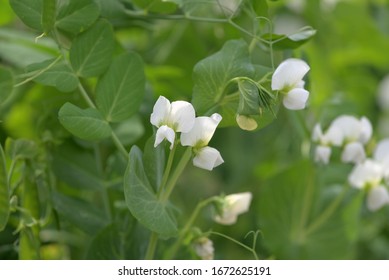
<box><xmin>157</xmin><ymin>143</ymin><xmax>177</xmax><ymax>197</ymax></box>
<box><xmin>305</xmin><ymin>185</ymin><xmax>349</xmax><ymax>235</ymax></box>
<box><xmin>160</xmin><ymin>147</ymin><xmax>192</xmax><ymax>202</ymax></box>
<box><xmin>166</xmin><ymin>196</ymin><xmax>216</xmax><ymax>259</ymax></box>
<box><xmin>144</xmin><ymin>232</ymin><xmax>158</xmax><ymax>260</ymax></box>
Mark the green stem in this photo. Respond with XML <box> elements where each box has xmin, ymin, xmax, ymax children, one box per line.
<box><xmin>111</xmin><ymin>131</ymin><xmax>129</xmax><ymax>160</ymax></box>
<box><xmin>157</xmin><ymin>143</ymin><xmax>177</xmax><ymax>197</ymax></box>
<box><xmin>208</xmin><ymin>231</ymin><xmax>259</xmax><ymax>260</ymax></box>
<box><xmin>305</xmin><ymin>185</ymin><xmax>349</xmax><ymax>235</ymax></box>
<box><xmin>160</xmin><ymin>147</ymin><xmax>192</xmax><ymax>202</ymax></box>
<box><xmin>166</xmin><ymin>196</ymin><xmax>217</xmax><ymax>259</ymax></box>
<box><xmin>144</xmin><ymin>232</ymin><xmax>158</xmax><ymax>260</ymax></box>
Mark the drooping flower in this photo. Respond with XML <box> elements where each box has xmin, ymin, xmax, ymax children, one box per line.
<box><xmin>181</xmin><ymin>113</ymin><xmax>224</xmax><ymax>171</ymax></box>
<box><xmin>271</xmin><ymin>58</ymin><xmax>310</xmax><ymax>110</ymax></box>
<box><xmin>311</xmin><ymin>123</ymin><xmax>343</xmax><ymax>164</ymax></box>
<box><xmin>150</xmin><ymin>96</ymin><xmax>195</xmax><ymax>149</ymax></box>
<box><xmin>348</xmin><ymin>159</ymin><xmax>389</xmax><ymax>211</ymax></box>
<box><xmin>214</xmin><ymin>192</ymin><xmax>252</xmax><ymax>225</ymax></box>
<box><xmin>193</xmin><ymin>237</ymin><xmax>214</xmax><ymax>260</ymax></box>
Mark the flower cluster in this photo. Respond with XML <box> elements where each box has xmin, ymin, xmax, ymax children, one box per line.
<box><xmin>150</xmin><ymin>96</ymin><xmax>224</xmax><ymax>171</ymax></box>
<box><xmin>312</xmin><ymin>115</ymin><xmax>372</xmax><ymax>164</ymax></box>
<box><xmin>348</xmin><ymin>139</ymin><xmax>389</xmax><ymax>211</ymax></box>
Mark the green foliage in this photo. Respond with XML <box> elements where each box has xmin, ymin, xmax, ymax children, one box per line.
<box><xmin>96</xmin><ymin>52</ymin><xmax>145</xmax><ymax>122</ymax></box>
<box><xmin>124</xmin><ymin>146</ymin><xmax>178</xmax><ymax>238</ymax></box>
<box><xmin>262</xmin><ymin>27</ymin><xmax>317</xmax><ymax>50</ymax></box>
<box><xmin>56</xmin><ymin>0</ymin><xmax>100</xmax><ymax>35</ymax></box>
<box><xmin>9</xmin><ymin>0</ymin><xmax>43</xmax><ymax>31</ymax></box>
<box><xmin>0</xmin><ymin>66</ymin><xmax>13</xmax><ymax>104</ymax></box>
<box><xmin>0</xmin><ymin>145</ymin><xmax>10</xmax><ymax>231</ymax></box>
<box><xmin>69</xmin><ymin>19</ymin><xmax>115</xmax><ymax>77</ymax></box>
<box><xmin>41</xmin><ymin>0</ymin><xmax>56</xmax><ymax>35</ymax></box>
<box><xmin>58</xmin><ymin>102</ymin><xmax>112</xmax><ymax>141</ymax></box>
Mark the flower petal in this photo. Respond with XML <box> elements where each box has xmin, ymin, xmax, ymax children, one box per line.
<box><xmin>359</xmin><ymin>117</ymin><xmax>372</xmax><ymax>144</ymax></box>
<box><xmin>181</xmin><ymin>113</ymin><xmax>222</xmax><ymax>147</ymax></box>
<box><xmin>323</xmin><ymin>125</ymin><xmax>344</xmax><ymax>146</ymax></box>
<box><xmin>312</xmin><ymin>124</ymin><xmax>323</xmax><ymax>142</ymax></box>
<box><xmin>193</xmin><ymin>237</ymin><xmax>214</xmax><ymax>260</ymax></box>
<box><xmin>314</xmin><ymin>145</ymin><xmax>331</xmax><ymax>164</ymax></box>
<box><xmin>374</xmin><ymin>138</ymin><xmax>389</xmax><ymax>163</ymax></box>
<box><xmin>193</xmin><ymin>146</ymin><xmax>224</xmax><ymax>171</ymax></box>
<box><xmin>282</xmin><ymin>88</ymin><xmax>309</xmax><ymax>110</ymax></box>
<box><xmin>271</xmin><ymin>58</ymin><xmax>310</xmax><ymax>91</ymax></box>
<box><xmin>348</xmin><ymin>159</ymin><xmax>383</xmax><ymax>189</ymax></box>
<box><xmin>150</xmin><ymin>96</ymin><xmax>170</xmax><ymax>127</ymax></box>
<box><xmin>169</xmin><ymin>100</ymin><xmax>196</xmax><ymax>132</ymax></box>
<box><xmin>214</xmin><ymin>192</ymin><xmax>252</xmax><ymax>225</ymax></box>
<box><xmin>367</xmin><ymin>186</ymin><xmax>389</xmax><ymax>212</ymax></box>
<box><xmin>330</xmin><ymin>115</ymin><xmax>361</xmax><ymax>142</ymax></box>
<box><xmin>154</xmin><ymin>125</ymin><xmax>175</xmax><ymax>149</ymax></box>
<box><xmin>341</xmin><ymin>142</ymin><xmax>366</xmax><ymax>164</ymax></box>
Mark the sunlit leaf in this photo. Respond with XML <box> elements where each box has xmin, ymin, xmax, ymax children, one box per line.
<box><xmin>124</xmin><ymin>146</ymin><xmax>177</xmax><ymax>238</ymax></box>
<box><xmin>69</xmin><ymin>19</ymin><xmax>115</xmax><ymax>77</ymax></box>
<box><xmin>58</xmin><ymin>102</ymin><xmax>112</xmax><ymax>141</ymax></box>
<box><xmin>96</xmin><ymin>52</ymin><xmax>145</xmax><ymax>122</ymax></box>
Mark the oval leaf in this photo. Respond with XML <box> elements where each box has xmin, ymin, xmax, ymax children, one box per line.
<box><xmin>42</xmin><ymin>0</ymin><xmax>56</xmax><ymax>34</ymax></box>
<box><xmin>56</xmin><ymin>0</ymin><xmax>100</xmax><ymax>35</ymax></box>
<box><xmin>124</xmin><ymin>146</ymin><xmax>177</xmax><ymax>238</ymax></box>
<box><xmin>262</xmin><ymin>28</ymin><xmax>317</xmax><ymax>50</ymax></box>
<box><xmin>96</xmin><ymin>52</ymin><xmax>145</xmax><ymax>122</ymax></box>
<box><xmin>69</xmin><ymin>19</ymin><xmax>115</xmax><ymax>77</ymax></box>
<box><xmin>58</xmin><ymin>102</ymin><xmax>112</xmax><ymax>141</ymax></box>
<box><xmin>9</xmin><ymin>0</ymin><xmax>43</xmax><ymax>31</ymax></box>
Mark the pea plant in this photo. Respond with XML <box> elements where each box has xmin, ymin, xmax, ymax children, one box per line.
<box><xmin>1</xmin><ymin>0</ymin><xmax>389</xmax><ymax>260</ymax></box>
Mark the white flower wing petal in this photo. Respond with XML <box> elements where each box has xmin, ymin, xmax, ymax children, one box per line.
<box><xmin>271</xmin><ymin>58</ymin><xmax>310</xmax><ymax>90</ymax></box>
<box><xmin>359</xmin><ymin>117</ymin><xmax>373</xmax><ymax>144</ymax></box>
<box><xmin>314</xmin><ymin>145</ymin><xmax>331</xmax><ymax>164</ymax></box>
<box><xmin>154</xmin><ymin>125</ymin><xmax>175</xmax><ymax>149</ymax></box>
<box><xmin>181</xmin><ymin>114</ymin><xmax>222</xmax><ymax>147</ymax></box>
<box><xmin>331</xmin><ymin>115</ymin><xmax>361</xmax><ymax>142</ymax></box>
<box><xmin>348</xmin><ymin>160</ymin><xmax>383</xmax><ymax>189</ymax></box>
<box><xmin>282</xmin><ymin>88</ymin><xmax>309</xmax><ymax>110</ymax></box>
<box><xmin>367</xmin><ymin>186</ymin><xmax>389</xmax><ymax>212</ymax></box>
<box><xmin>226</xmin><ymin>192</ymin><xmax>252</xmax><ymax>215</ymax></box>
<box><xmin>150</xmin><ymin>96</ymin><xmax>170</xmax><ymax>127</ymax></box>
<box><xmin>341</xmin><ymin>142</ymin><xmax>366</xmax><ymax>164</ymax></box>
<box><xmin>192</xmin><ymin>146</ymin><xmax>224</xmax><ymax>171</ymax></box>
<box><xmin>374</xmin><ymin>138</ymin><xmax>389</xmax><ymax>162</ymax></box>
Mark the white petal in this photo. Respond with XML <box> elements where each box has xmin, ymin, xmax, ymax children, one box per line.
<box><xmin>341</xmin><ymin>142</ymin><xmax>366</xmax><ymax>164</ymax></box>
<box><xmin>154</xmin><ymin>125</ymin><xmax>175</xmax><ymax>149</ymax></box>
<box><xmin>181</xmin><ymin>113</ymin><xmax>222</xmax><ymax>147</ymax></box>
<box><xmin>193</xmin><ymin>146</ymin><xmax>224</xmax><ymax>171</ymax></box>
<box><xmin>377</xmin><ymin>75</ymin><xmax>389</xmax><ymax>111</ymax></box>
<box><xmin>271</xmin><ymin>58</ymin><xmax>310</xmax><ymax>91</ymax></box>
<box><xmin>312</xmin><ymin>124</ymin><xmax>323</xmax><ymax>142</ymax></box>
<box><xmin>359</xmin><ymin>117</ymin><xmax>372</xmax><ymax>144</ymax></box>
<box><xmin>367</xmin><ymin>186</ymin><xmax>389</xmax><ymax>212</ymax></box>
<box><xmin>348</xmin><ymin>159</ymin><xmax>383</xmax><ymax>189</ymax></box>
<box><xmin>330</xmin><ymin>115</ymin><xmax>361</xmax><ymax>142</ymax></box>
<box><xmin>323</xmin><ymin>125</ymin><xmax>344</xmax><ymax>146</ymax></box>
<box><xmin>193</xmin><ymin>238</ymin><xmax>214</xmax><ymax>260</ymax></box>
<box><xmin>150</xmin><ymin>96</ymin><xmax>170</xmax><ymax>127</ymax></box>
<box><xmin>169</xmin><ymin>101</ymin><xmax>196</xmax><ymax>132</ymax></box>
<box><xmin>282</xmin><ymin>88</ymin><xmax>309</xmax><ymax>110</ymax></box>
<box><xmin>214</xmin><ymin>192</ymin><xmax>252</xmax><ymax>225</ymax></box>
<box><xmin>314</xmin><ymin>145</ymin><xmax>331</xmax><ymax>164</ymax></box>
<box><xmin>374</xmin><ymin>138</ymin><xmax>389</xmax><ymax>162</ymax></box>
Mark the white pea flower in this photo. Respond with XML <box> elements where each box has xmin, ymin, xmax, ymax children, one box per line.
<box><xmin>271</xmin><ymin>58</ymin><xmax>310</xmax><ymax>110</ymax></box>
<box><xmin>373</xmin><ymin>138</ymin><xmax>389</xmax><ymax>180</ymax></box>
<box><xmin>311</xmin><ymin>123</ymin><xmax>342</xmax><ymax>164</ymax></box>
<box><xmin>193</xmin><ymin>237</ymin><xmax>214</xmax><ymax>260</ymax></box>
<box><xmin>214</xmin><ymin>192</ymin><xmax>252</xmax><ymax>225</ymax></box>
<box><xmin>150</xmin><ymin>96</ymin><xmax>195</xmax><ymax>149</ymax></box>
<box><xmin>377</xmin><ymin>74</ymin><xmax>389</xmax><ymax>111</ymax></box>
<box><xmin>181</xmin><ymin>113</ymin><xmax>224</xmax><ymax>171</ymax></box>
<box><xmin>348</xmin><ymin>159</ymin><xmax>389</xmax><ymax>211</ymax></box>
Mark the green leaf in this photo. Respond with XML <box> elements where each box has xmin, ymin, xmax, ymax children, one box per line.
<box><xmin>0</xmin><ymin>66</ymin><xmax>14</xmax><ymax>105</ymax></box>
<box><xmin>132</xmin><ymin>0</ymin><xmax>178</xmax><ymax>13</ymax></box>
<box><xmin>42</xmin><ymin>0</ymin><xmax>56</xmax><ymax>34</ymax></box>
<box><xmin>262</xmin><ymin>27</ymin><xmax>317</xmax><ymax>50</ymax></box>
<box><xmin>0</xmin><ymin>144</ymin><xmax>10</xmax><ymax>231</ymax></box>
<box><xmin>25</xmin><ymin>58</ymin><xmax>78</xmax><ymax>92</ymax></box>
<box><xmin>143</xmin><ymin>135</ymin><xmax>165</xmax><ymax>191</ymax></box>
<box><xmin>111</xmin><ymin>115</ymin><xmax>145</xmax><ymax>146</ymax></box>
<box><xmin>52</xmin><ymin>144</ymin><xmax>105</xmax><ymax>191</ymax></box>
<box><xmin>5</xmin><ymin>138</ymin><xmax>37</xmax><ymax>160</ymax></box>
<box><xmin>69</xmin><ymin>19</ymin><xmax>115</xmax><ymax>77</ymax></box>
<box><xmin>192</xmin><ymin>39</ymin><xmax>254</xmax><ymax>123</ymax></box>
<box><xmin>258</xmin><ymin>161</ymin><xmax>361</xmax><ymax>259</ymax></box>
<box><xmin>96</xmin><ymin>52</ymin><xmax>145</xmax><ymax>122</ymax></box>
<box><xmin>56</xmin><ymin>0</ymin><xmax>100</xmax><ymax>35</ymax></box>
<box><xmin>237</xmin><ymin>80</ymin><xmax>260</xmax><ymax>115</ymax></box>
<box><xmin>58</xmin><ymin>102</ymin><xmax>112</xmax><ymax>141</ymax></box>
<box><xmin>9</xmin><ymin>0</ymin><xmax>43</xmax><ymax>31</ymax></box>
<box><xmin>124</xmin><ymin>146</ymin><xmax>177</xmax><ymax>238</ymax></box>
<box><xmin>52</xmin><ymin>191</ymin><xmax>109</xmax><ymax>234</ymax></box>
